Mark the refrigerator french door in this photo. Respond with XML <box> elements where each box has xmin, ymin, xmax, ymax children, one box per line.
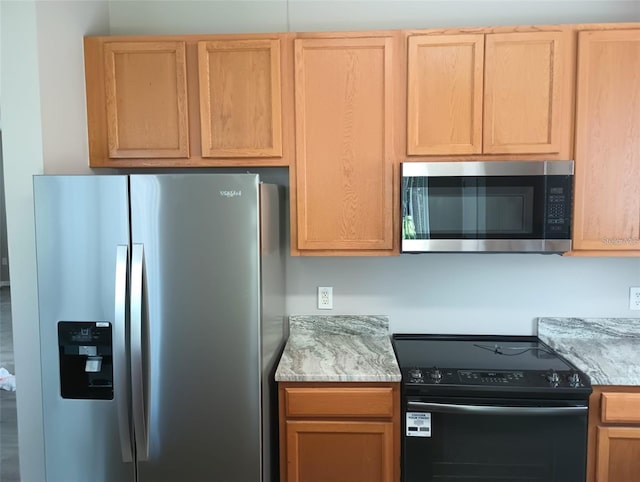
<box><xmin>33</xmin><ymin>174</ymin><xmax>285</xmax><ymax>482</ymax></box>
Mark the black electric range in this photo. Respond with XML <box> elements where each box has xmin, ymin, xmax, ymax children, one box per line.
<box><xmin>392</xmin><ymin>334</ymin><xmax>592</xmax><ymax>482</ymax></box>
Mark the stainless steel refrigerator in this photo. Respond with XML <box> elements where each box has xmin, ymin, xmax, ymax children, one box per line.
<box><xmin>33</xmin><ymin>173</ymin><xmax>286</xmax><ymax>482</ymax></box>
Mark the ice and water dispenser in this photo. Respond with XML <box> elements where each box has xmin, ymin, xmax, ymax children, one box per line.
<box><xmin>58</xmin><ymin>322</ymin><xmax>114</xmax><ymax>399</ymax></box>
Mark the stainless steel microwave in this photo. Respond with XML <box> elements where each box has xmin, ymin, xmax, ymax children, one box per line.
<box><xmin>401</xmin><ymin>161</ymin><xmax>574</xmax><ymax>253</ymax></box>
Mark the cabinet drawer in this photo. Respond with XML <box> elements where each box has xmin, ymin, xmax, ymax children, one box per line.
<box><xmin>601</xmin><ymin>392</ymin><xmax>640</xmax><ymax>423</ymax></box>
<box><xmin>285</xmin><ymin>387</ymin><xmax>394</xmax><ymax>418</ymax></box>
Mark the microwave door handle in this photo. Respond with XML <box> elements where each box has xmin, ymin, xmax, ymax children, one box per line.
<box><xmin>131</xmin><ymin>243</ymin><xmax>149</xmax><ymax>460</ymax></box>
<box><xmin>114</xmin><ymin>245</ymin><xmax>133</xmax><ymax>462</ymax></box>
<box><xmin>407</xmin><ymin>401</ymin><xmax>588</xmax><ymax>416</ymax></box>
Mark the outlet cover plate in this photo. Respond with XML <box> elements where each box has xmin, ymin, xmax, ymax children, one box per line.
<box><xmin>318</xmin><ymin>287</ymin><xmax>333</xmax><ymax>310</ymax></box>
<box><xmin>630</xmin><ymin>287</ymin><xmax>640</xmax><ymax>311</ymax></box>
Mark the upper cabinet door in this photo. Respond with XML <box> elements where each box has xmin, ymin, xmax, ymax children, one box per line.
<box><xmin>483</xmin><ymin>32</ymin><xmax>564</xmax><ymax>154</ymax></box>
<box><xmin>407</xmin><ymin>34</ymin><xmax>484</xmax><ymax>155</ymax></box>
<box><xmin>198</xmin><ymin>39</ymin><xmax>283</xmax><ymax>158</ymax></box>
<box><xmin>103</xmin><ymin>41</ymin><xmax>189</xmax><ymax>158</ymax></box>
<box><xmin>573</xmin><ymin>29</ymin><xmax>640</xmax><ymax>252</ymax></box>
<box><xmin>294</xmin><ymin>36</ymin><xmax>395</xmax><ymax>251</ymax></box>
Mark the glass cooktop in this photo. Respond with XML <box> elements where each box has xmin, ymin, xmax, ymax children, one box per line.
<box><xmin>392</xmin><ymin>335</ymin><xmax>572</xmax><ymax>372</ymax></box>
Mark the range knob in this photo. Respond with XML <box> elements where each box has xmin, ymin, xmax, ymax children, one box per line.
<box><xmin>409</xmin><ymin>368</ymin><xmax>423</xmax><ymax>379</ymax></box>
<box><xmin>430</xmin><ymin>368</ymin><xmax>443</xmax><ymax>382</ymax></box>
<box><xmin>568</xmin><ymin>371</ymin><xmax>581</xmax><ymax>386</ymax></box>
<box><xmin>546</xmin><ymin>370</ymin><xmax>560</xmax><ymax>384</ymax></box>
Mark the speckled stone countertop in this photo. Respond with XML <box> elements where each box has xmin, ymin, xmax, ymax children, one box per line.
<box><xmin>275</xmin><ymin>315</ymin><xmax>401</xmax><ymax>382</ymax></box>
<box><xmin>537</xmin><ymin>318</ymin><xmax>640</xmax><ymax>386</ymax></box>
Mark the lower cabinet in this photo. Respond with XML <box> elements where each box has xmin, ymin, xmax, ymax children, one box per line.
<box><xmin>278</xmin><ymin>383</ymin><xmax>400</xmax><ymax>482</ymax></box>
<box><xmin>588</xmin><ymin>386</ymin><xmax>640</xmax><ymax>482</ymax></box>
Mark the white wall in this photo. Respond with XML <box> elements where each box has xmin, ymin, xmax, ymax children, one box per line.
<box><xmin>109</xmin><ymin>0</ymin><xmax>288</xmax><ymax>34</ymax></box>
<box><xmin>108</xmin><ymin>0</ymin><xmax>640</xmax><ymax>35</ymax></box>
<box><xmin>37</xmin><ymin>1</ymin><xmax>110</xmax><ymax>174</ymax></box>
<box><xmin>2</xmin><ymin>3</ymin><xmax>47</xmax><ymax>480</ymax></box>
<box><xmin>1</xmin><ymin>2</ymin><xmax>110</xmax><ymax>481</ymax></box>
<box><xmin>287</xmin><ymin>255</ymin><xmax>640</xmax><ymax>334</ymax></box>
<box><xmin>286</xmin><ymin>0</ymin><xmax>639</xmax><ymax>32</ymax></box>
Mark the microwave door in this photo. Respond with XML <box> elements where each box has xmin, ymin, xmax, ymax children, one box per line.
<box><xmin>415</xmin><ymin>181</ymin><xmax>430</xmax><ymax>238</ymax></box>
<box><xmin>400</xmin><ymin>160</ymin><xmax>574</xmax><ymax>253</ymax></box>
<box><xmin>473</xmin><ymin>184</ymin><xmax>485</xmax><ymax>236</ymax></box>
<box><xmin>403</xmin><ymin>177</ymin><xmax>430</xmax><ymax>240</ymax></box>
<box><xmin>432</xmin><ymin>178</ymin><xmax>478</xmax><ymax>235</ymax></box>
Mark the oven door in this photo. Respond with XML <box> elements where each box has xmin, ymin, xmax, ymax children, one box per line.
<box><xmin>403</xmin><ymin>397</ymin><xmax>588</xmax><ymax>482</ymax></box>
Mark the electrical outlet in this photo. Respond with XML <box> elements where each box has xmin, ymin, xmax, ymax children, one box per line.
<box><xmin>1</xmin><ymin>258</ymin><xmax>7</xmax><ymax>266</ymax></box>
<box><xmin>318</xmin><ymin>287</ymin><xmax>333</xmax><ymax>310</ymax></box>
<box><xmin>630</xmin><ymin>287</ymin><xmax>640</xmax><ymax>311</ymax></box>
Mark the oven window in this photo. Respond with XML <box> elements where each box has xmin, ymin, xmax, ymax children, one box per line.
<box><xmin>403</xmin><ymin>176</ymin><xmax>545</xmax><ymax>239</ymax></box>
<box><xmin>403</xmin><ymin>401</ymin><xmax>588</xmax><ymax>482</ymax></box>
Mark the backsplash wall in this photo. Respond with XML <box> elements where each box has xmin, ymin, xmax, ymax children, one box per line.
<box><xmin>286</xmin><ymin>255</ymin><xmax>640</xmax><ymax>334</ymax></box>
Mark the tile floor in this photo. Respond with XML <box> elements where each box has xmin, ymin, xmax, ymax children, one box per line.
<box><xmin>1</xmin><ymin>286</ymin><xmax>20</xmax><ymax>481</ymax></box>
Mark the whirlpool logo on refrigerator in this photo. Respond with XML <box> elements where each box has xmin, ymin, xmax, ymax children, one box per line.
<box><xmin>219</xmin><ymin>190</ymin><xmax>242</xmax><ymax>198</ymax></box>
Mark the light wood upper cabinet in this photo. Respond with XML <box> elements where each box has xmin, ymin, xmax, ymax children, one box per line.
<box><xmin>407</xmin><ymin>34</ymin><xmax>484</xmax><ymax>155</ymax></box>
<box><xmin>103</xmin><ymin>41</ymin><xmax>190</xmax><ymax>159</ymax></box>
<box><xmin>198</xmin><ymin>39</ymin><xmax>282</xmax><ymax>158</ymax></box>
<box><xmin>483</xmin><ymin>32</ymin><xmax>564</xmax><ymax>154</ymax></box>
<box><xmin>84</xmin><ymin>35</ymin><xmax>292</xmax><ymax>167</ymax></box>
<box><xmin>407</xmin><ymin>29</ymin><xmax>570</xmax><ymax>158</ymax></box>
<box><xmin>292</xmin><ymin>34</ymin><xmax>398</xmax><ymax>254</ymax></box>
<box><xmin>572</xmin><ymin>29</ymin><xmax>640</xmax><ymax>253</ymax></box>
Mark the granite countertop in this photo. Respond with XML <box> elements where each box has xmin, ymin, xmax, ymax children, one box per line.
<box><xmin>275</xmin><ymin>315</ymin><xmax>401</xmax><ymax>382</ymax></box>
<box><xmin>537</xmin><ymin>317</ymin><xmax>640</xmax><ymax>386</ymax></box>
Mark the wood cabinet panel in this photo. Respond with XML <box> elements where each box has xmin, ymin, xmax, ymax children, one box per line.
<box><xmin>407</xmin><ymin>34</ymin><xmax>484</xmax><ymax>155</ymax></box>
<box><xmin>285</xmin><ymin>387</ymin><xmax>394</xmax><ymax>418</ymax></box>
<box><xmin>286</xmin><ymin>421</ymin><xmax>394</xmax><ymax>482</ymax></box>
<box><xmin>601</xmin><ymin>393</ymin><xmax>640</xmax><ymax>423</ymax></box>
<box><xmin>279</xmin><ymin>382</ymin><xmax>400</xmax><ymax>482</ymax></box>
<box><xmin>483</xmin><ymin>32</ymin><xmax>564</xmax><ymax>154</ymax></box>
<box><xmin>198</xmin><ymin>39</ymin><xmax>282</xmax><ymax>158</ymax></box>
<box><xmin>573</xmin><ymin>29</ymin><xmax>640</xmax><ymax>252</ymax></box>
<box><xmin>405</xmin><ymin>29</ymin><xmax>570</xmax><ymax>159</ymax></box>
<box><xmin>103</xmin><ymin>41</ymin><xmax>189</xmax><ymax>158</ymax></box>
<box><xmin>293</xmin><ymin>36</ymin><xmax>395</xmax><ymax>251</ymax></box>
<box><xmin>85</xmin><ymin>34</ymin><xmax>293</xmax><ymax>167</ymax></box>
<box><xmin>588</xmin><ymin>386</ymin><xmax>640</xmax><ymax>482</ymax></box>
<box><xmin>596</xmin><ymin>427</ymin><xmax>640</xmax><ymax>482</ymax></box>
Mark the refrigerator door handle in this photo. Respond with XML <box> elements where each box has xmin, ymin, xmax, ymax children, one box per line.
<box><xmin>131</xmin><ymin>243</ymin><xmax>149</xmax><ymax>461</ymax></box>
<box><xmin>115</xmin><ymin>245</ymin><xmax>134</xmax><ymax>462</ymax></box>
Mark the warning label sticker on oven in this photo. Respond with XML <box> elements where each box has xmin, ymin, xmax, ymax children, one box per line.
<box><xmin>406</xmin><ymin>412</ymin><xmax>431</xmax><ymax>437</ymax></box>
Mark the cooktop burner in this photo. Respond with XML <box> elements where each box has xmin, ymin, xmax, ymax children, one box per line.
<box><xmin>392</xmin><ymin>334</ymin><xmax>591</xmax><ymax>398</ymax></box>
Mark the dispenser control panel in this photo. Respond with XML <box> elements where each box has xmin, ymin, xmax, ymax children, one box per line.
<box><xmin>58</xmin><ymin>321</ymin><xmax>113</xmax><ymax>400</ymax></box>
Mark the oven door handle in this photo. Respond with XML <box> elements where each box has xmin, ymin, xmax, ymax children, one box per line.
<box><xmin>407</xmin><ymin>401</ymin><xmax>588</xmax><ymax>416</ymax></box>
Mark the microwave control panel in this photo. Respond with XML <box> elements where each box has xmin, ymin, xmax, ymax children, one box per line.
<box><xmin>544</xmin><ymin>177</ymin><xmax>572</xmax><ymax>237</ymax></box>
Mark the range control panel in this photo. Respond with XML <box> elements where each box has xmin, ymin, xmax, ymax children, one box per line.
<box><xmin>404</xmin><ymin>368</ymin><xmax>587</xmax><ymax>389</ymax></box>
<box><xmin>459</xmin><ymin>370</ymin><xmax>525</xmax><ymax>384</ymax></box>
